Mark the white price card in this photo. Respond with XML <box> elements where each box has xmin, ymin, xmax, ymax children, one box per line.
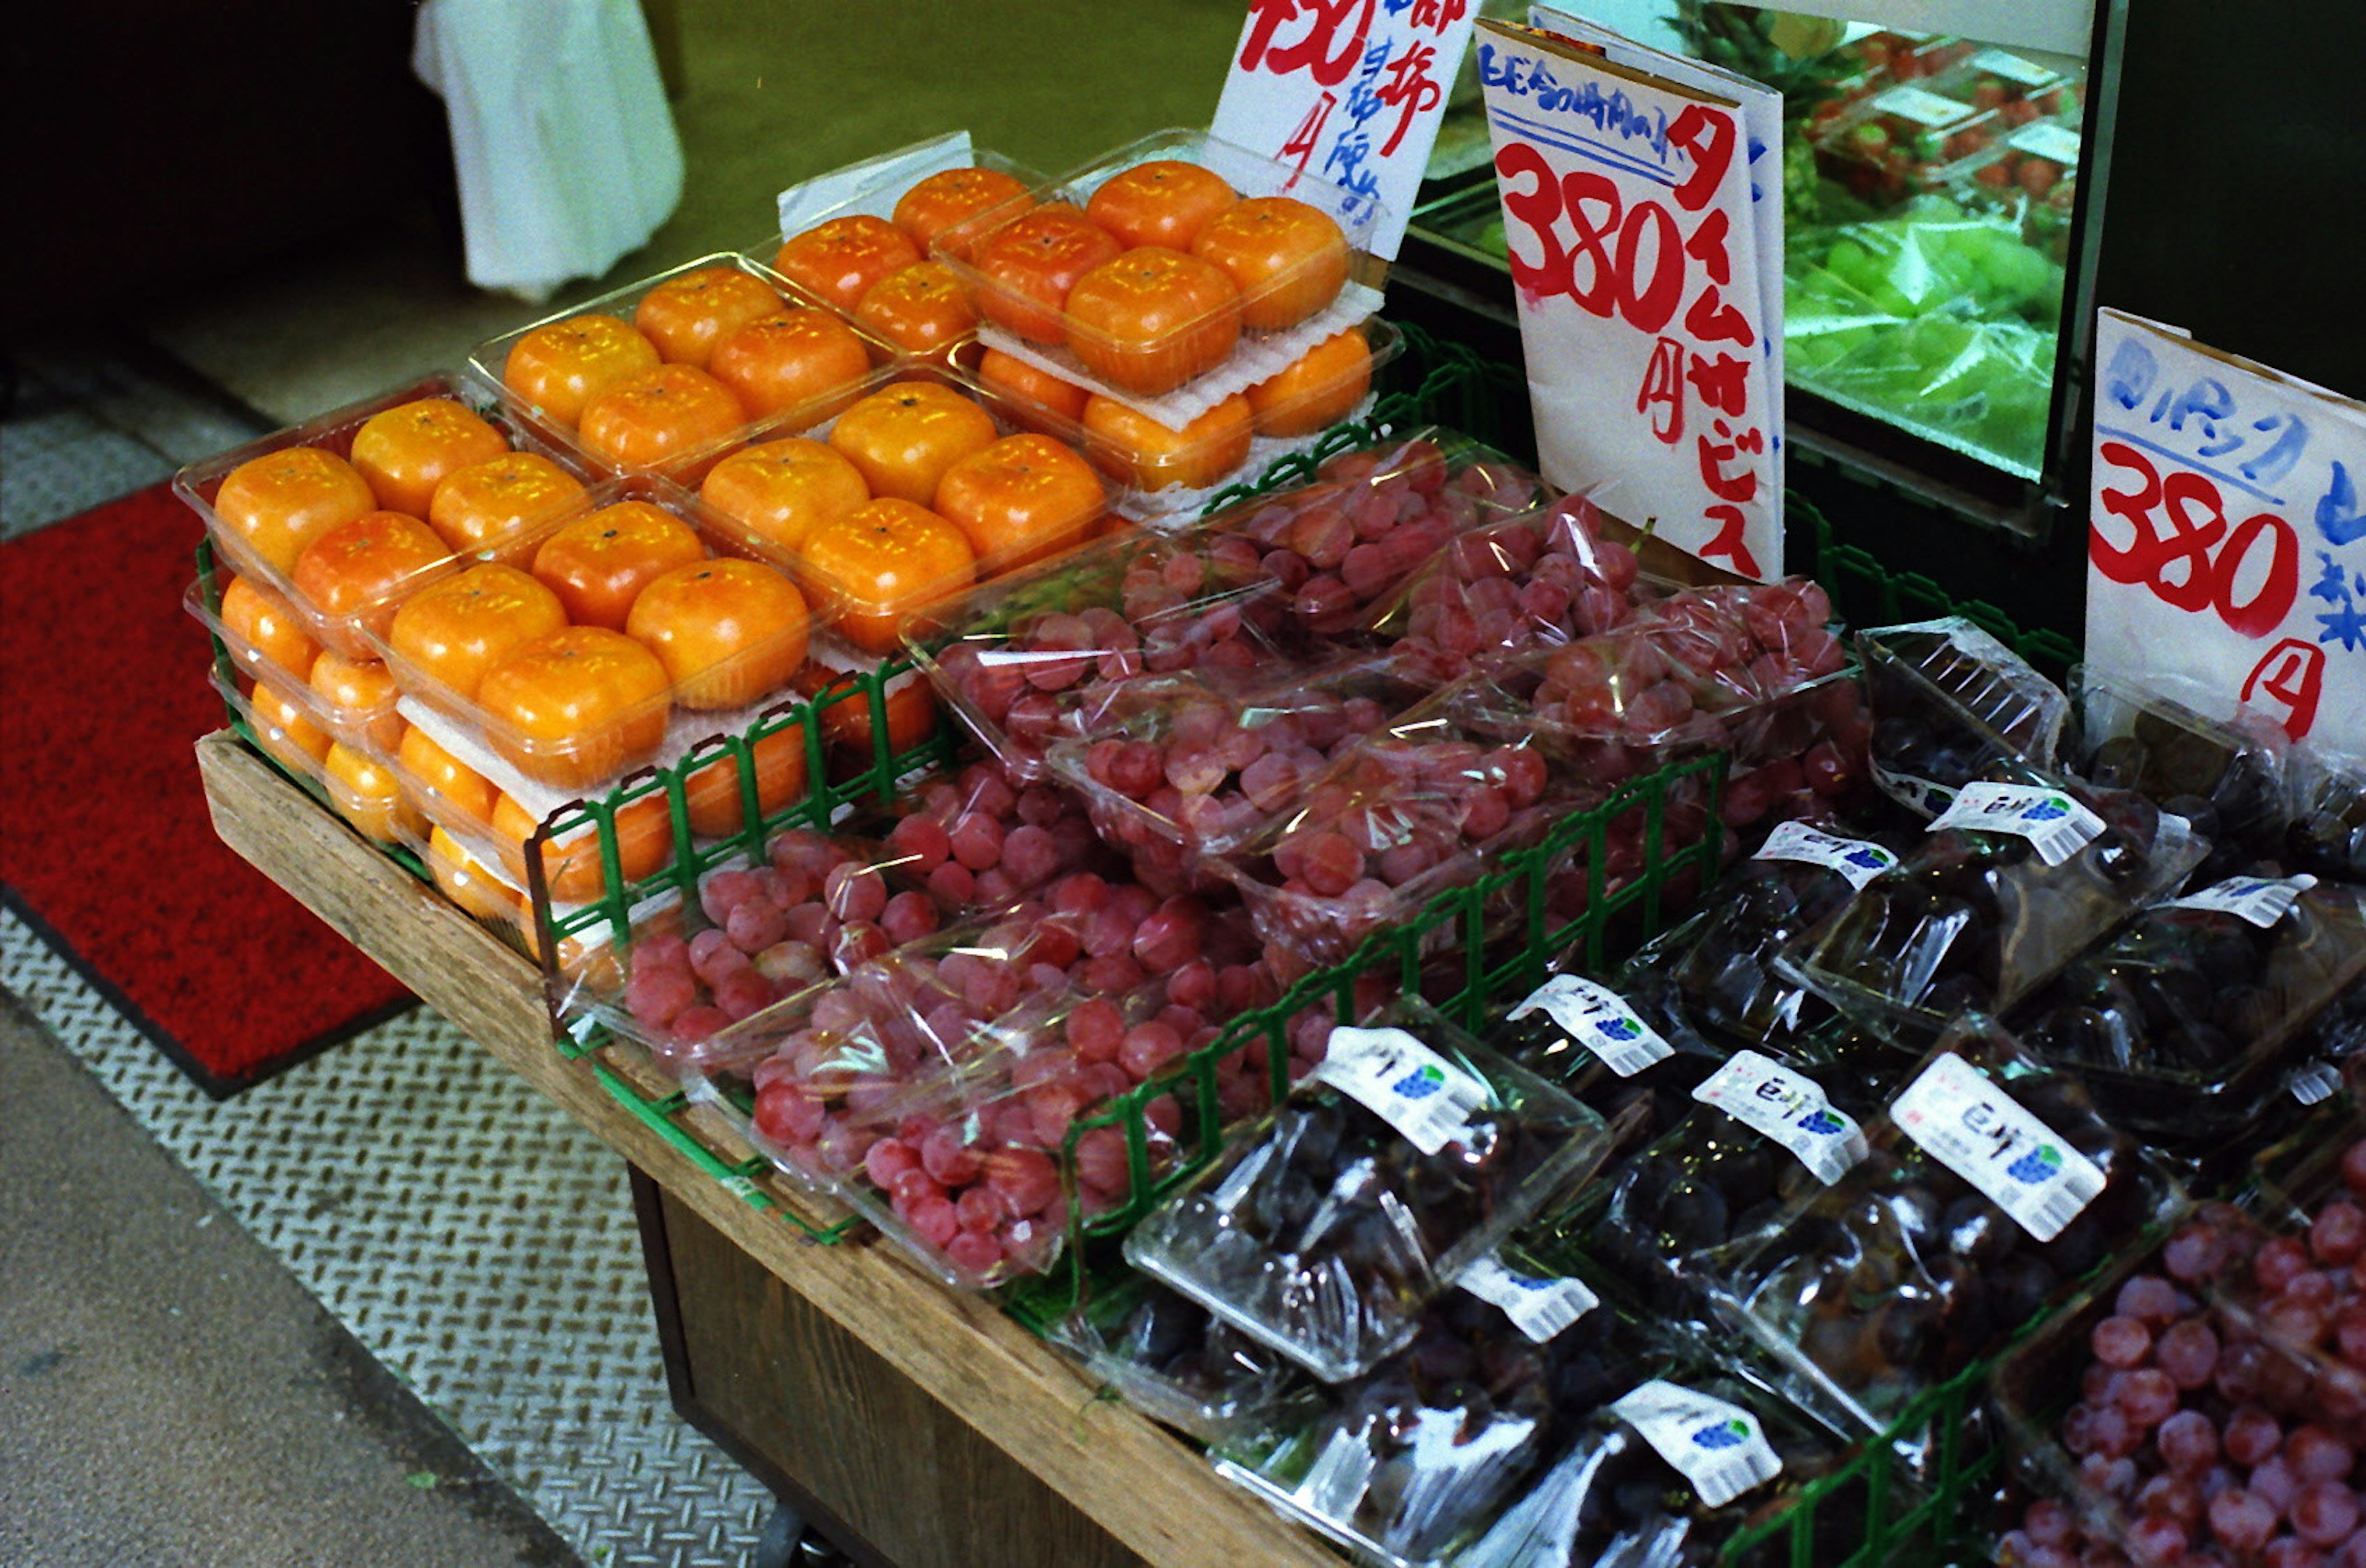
<box><xmin>1208</xmin><ymin>0</ymin><xmax>1484</xmax><ymax>262</ymax></box>
<box><xmin>1313</xmin><ymin>1026</ymin><xmax>1491</xmax><ymax>1155</ymax></box>
<box><xmin>2086</xmin><ymin>309</ymin><xmax>2366</xmax><ymax>770</ymax></box>
<box><xmin>1753</xmin><ymin>821</ymin><xmax>1898</xmax><ymax>890</ymax></box>
<box><xmin>1892</xmin><ymin>1053</ymin><xmax>2107</xmax><ymax>1242</ymax></box>
<box><xmin>1929</xmin><ymin>779</ymin><xmax>2105</xmax><ymax>866</ymax></box>
<box><xmin>1609</xmin><ymin>1380</ymin><xmax>1783</xmax><ymax>1508</ymax></box>
<box><xmin>1458</xmin><ymin>1254</ymin><xmax>1599</xmax><ymax>1343</ymax></box>
<box><xmin>1477</xmin><ymin>18</ymin><xmax>1782</xmax><ymax>582</ymax></box>
<box><xmin>1691</xmin><ymin>1050</ymin><xmax>1869</xmax><ymax>1184</ymax></box>
<box><xmin>2163</xmin><ymin>872</ymin><xmax>2317</xmax><ymax>928</ymax></box>
<box><xmin>1509</xmin><ymin>975</ymin><xmax>1673</xmax><ymax>1078</ymax></box>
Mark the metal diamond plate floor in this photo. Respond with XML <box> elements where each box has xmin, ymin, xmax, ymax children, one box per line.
<box><xmin>2</xmin><ymin>906</ymin><xmax>774</xmax><ymax>1568</ymax></box>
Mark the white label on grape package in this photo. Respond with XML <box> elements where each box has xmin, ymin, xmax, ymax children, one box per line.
<box><xmin>1691</xmin><ymin>1050</ymin><xmax>1870</xmax><ymax>1184</ymax></box>
<box><xmin>1930</xmin><ymin>781</ymin><xmax>2105</xmax><ymax>866</ymax></box>
<box><xmin>1968</xmin><ymin>47</ymin><xmax>2059</xmax><ymax>87</ymax></box>
<box><xmin>1314</xmin><ymin>1028</ymin><xmax>1492</xmax><ymax>1156</ymax></box>
<box><xmin>1458</xmin><ymin>1254</ymin><xmax>1600</xmax><ymax>1343</ymax></box>
<box><xmin>1753</xmin><ymin>821</ymin><xmax>1900</xmax><ymax>891</ymax></box>
<box><xmin>1609</xmin><ymin>1380</ymin><xmax>1782</xmax><ymax>1508</ymax></box>
<box><xmin>2163</xmin><ymin>873</ymin><xmax>2317</xmax><ymax>928</ymax></box>
<box><xmin>1509</xmin><ymin>975</ymin><xmax>1675</xmax><ymax>1078</ymax></box>
<box><xmin>1869</xmin><ymin>757</ymin><xmax>1958</xmax><ymax>819</ymax></box>
<box><xmin>2007</xmin><ymin>121</ymin><xmax>2082</xmax><ymax>165</ymax></box>
<box><xmin>1892</xmin><ymin>1053</ymin><xmax>2107</xmax><ymax>1241</ymax></box>
<box><xmin>1872</xmin><ymin>84</ymin><xmax>1974</xmax><ymax>128</ymax></box>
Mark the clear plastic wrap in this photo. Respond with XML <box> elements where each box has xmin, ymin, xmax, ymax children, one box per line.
<box><xmin>2287</xmin><ymin>747</ymin><xmax>2366</xmax><ymax>885</ymax></box>
<box><xmin>1490</xmin><ymin>969</ymin><xmax>1733</xmax><ymax>1158</ymax></box>
<box><xmin>1704</xmin><ymin>1017</ymin><xmax>2183</xmax><ymax>1438</ymax></box>
<box><xmin>1048</xmin><ymin>1272</ymin><xmax>1321</xmax><ymax>1447</ymax></box>
<box><xmin>1212</xmin><ymin>1259</ymin><xmax>1647</xmax><ymax>1568</ymax></box>
<box><xmin>1780</xmin><ymin>768</ymin><xmax>2208</xmax><ymax>1037</ymax></box>
<box><xmin>2076</xmin><ymin>671</ymin><xmax>2294</xmax><ymax>884</ymax></box>
<box><xmin>1859</xmin><ymin>617</ymin><xmax>2072</xmax><ymax>819</ymax></box>
<box><xmin>2010</xmin><ymin>875</ymin><xmax>2366</xmax><ymax>1164</ymax></box>
<box><xmin>1123</xmin><ymin>1001</ymin><xmax>1614</xmax><ymax>1382</ymax></box>
<box><xmin>866</xmin><ymin>755</ymin><xmax>1115</xmax><ymax>917</ymax></box>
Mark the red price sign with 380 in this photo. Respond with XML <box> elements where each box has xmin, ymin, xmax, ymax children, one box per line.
<box><xmin>2091</xmin><ymin>439</ymin><xmax>2301</xmax><ymax>639</ymax></box>
<box><xmin>1494</xmin><ymin>143</ymin><xmax>1688</xmax><ymax>328</ymax></box>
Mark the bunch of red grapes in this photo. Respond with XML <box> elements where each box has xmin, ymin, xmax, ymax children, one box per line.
<box><xmin>1999</xmin><ymin>1139</ymin><xmax>2366</xmax><ymax>1567</ymax></box>
<box><xmin>879</xmin><ymin>757</ymin><xmax>1107</xmax><ymax>913</ymax></box>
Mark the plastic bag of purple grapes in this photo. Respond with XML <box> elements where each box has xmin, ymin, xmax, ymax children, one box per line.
<box><xmin>1214</xmin><ymin>678</ymin><xmax>1584</xmax><ymax>969</ymax></box>
<box><xmin>909</xmin><ymin>525</ymin><xmax>1296</xmax><ymax>783</ymax></box>
<box><xmin>2009</xmin><ymin>871</ymin><xmax>2366</xmax><ymax>1167</ymax></box>
<box><xmin>1860</xmin><ymin>617</ymin><xmax>2072</xmax><ymax>819</ymax></box>
<box><xmin>1123</xmin><ymin>999</ymin><xmax>1616</xmax><ymax>1382</ymax></box>
<box><xmin>1702</xmin><ymin>1015</ymin><xmax>2182</xmax><ymax>1442</ymax></box>
<box><xmin>1047</xmin><ymin>1271</ymin><xmax>1322</xmax><ymax>1447</ymax></box>
<box><xmin>1490</xmin><ymin>968</ymin><xmax>1736</xmax><ymax>1159</ymax></box>
<box><xmin>1452</xmin><ymin>1368</ymin><xmax>1879</xmax><ymax>1568</ymax></box>
<box><xmin>1043</xmin><ymin>655</ymin><xmax>1422</xmax><ymax>898</ymax></box>
<box><xmin>2077</xmin><ymin>670</ymin><xmax>2294</xmax><ymax>885</ymax></box>
<box><xmin>1210</xmin><ymin>1251</ymin><xmax>1645</xmax><ymax>1567</ymax></box>
<box><xmin>1778</xmin><ymin>767</ymin><xmax>2209</xmax><ymax>1039</ymax></box>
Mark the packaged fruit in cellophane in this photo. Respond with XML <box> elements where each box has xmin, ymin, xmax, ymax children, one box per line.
<box><xmin>865</xmin><ymin>755</ymin><xmax>1115</xmax><ymax>918</ymax></box>
<box><xmin>2010</xmin><ymin>872</ymin><xmax>2366</xmax><ymax>1168</ymax></box>
<box><xmin>1490</xmin><ymin>967</ymin><xmax>1734</xmax><ymax>1158</ymax></box>
<box><xmin>1047</xmin><ymin>1271</ymin><xmax>1322</xmax><ymax>1447</ymax></box>
<box><xmin>1778</xmin><ymin>767</ymin><xmax>2208</xmax><ymax>1038</ymax></box>
<box><xmin>2286</xmin><ymin>745</ymin><xmax>2366</xmax><ymax>885</ymax></box>
<box><xmin>1703</xmin><ymin>1015</ymin><xmax>2181</xmax><ymax>1444</ymax></box>
<box><xmin>1453</xmin><ymin>1367</ymin><xmax>1878</xmax><ymax>1568</ymax></box>
<box><xmin>1212</xmin><ymin>1254</ymin><xmax>1647</xmax><ymax>1568</ymax></box>
<box><xmin>1859</xmin><ymin>616</ymin><xmax>2071</xmax><ymax>819</ymax></box>
<box><xmin>1123</xmin><ymin>1000</ymin><xmax>1615</xmax><ymax>1382</ymax></box>
<box><xmin>2076</xmin><ymin>671</ymin><xmax>2295</xmax><ymax>884</ymax></box>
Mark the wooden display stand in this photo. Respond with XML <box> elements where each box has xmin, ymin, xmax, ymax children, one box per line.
<box><xmin>197</xmin><ymin>731</ymin><xmax>1334</xmax><ymax>1568</ymax></box>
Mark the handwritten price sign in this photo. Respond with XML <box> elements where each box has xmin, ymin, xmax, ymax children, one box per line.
<box><xmin>1477</xmin><ymin>19</ymin><xmax>1780</xmax><ymax>580</ymax></box>
<box><xmin>1209</xmin><ymin>0</ymin><xmax>1484</xmax><ymax>262</ymax></box>
<box><xmin>2086</xmin><ymin>309</ymin><xmax>2366</xmax><ymax>759</ymax></box>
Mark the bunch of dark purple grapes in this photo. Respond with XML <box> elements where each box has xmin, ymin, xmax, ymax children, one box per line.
<box><xmin>1863</xmin><ymin>624</ymin><xmax>2067</xmax><ymax>810</ymax></box>
<box><xmin>1591</xmin><ymin>1118</ymin><xmax>1822</xmax><ymax>1316</ymax></box>
<box><xmin>2084</xmin><ymin>705</ymin><xmax>2288</xmax><ymax>884</ymax></box>
<box><xmin>1096</xmin><ymin>1283</ymin><xmax>1309</xmax><ymax>1429</ymax></box>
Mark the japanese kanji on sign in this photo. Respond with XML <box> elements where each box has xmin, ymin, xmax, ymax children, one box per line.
<box><xmin>1209</xmin><ymin>0</ymin><xmax>1486</xmax><ymax>262</ymax></box>
<box><xmin>1476</xmin><ymin>18</ymin><xmax>1783</xmax><ymax>581</ymax></box>
<box><xmin>2085</xmin><ymin>307</ymin><xmax>2366</xmax><ymax>765</ymax></box>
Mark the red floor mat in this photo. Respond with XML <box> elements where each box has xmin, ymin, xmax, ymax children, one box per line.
<box><xmin>1</xmin><ymin>485</ymin><xmax>414</xmax><ymax>1094</ymax></box>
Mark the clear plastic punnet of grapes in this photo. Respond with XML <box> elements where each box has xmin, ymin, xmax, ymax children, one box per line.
<box><xmin>1044</xmin><ymin>1267</ymin><xmax>1325</xmax><ymax>1449</ymax></box>
<box><xmin>2075</xmin><ymin>668</ymin><xmax>2298</xmax><ymax>885</ymax></box>
<box><xmin>1776</xmin><ymin>765</ymin><xmax>2211</xmax><ymax>1043</ymax></box>
<box><xmin>1121</xmin><ymin>998</ymin><xmax>1616</xmax><ymax>1384</ymax></box>
<box><xmin>1212</xmin><ymin>676</ymin><xmax>1587</xmax><ymax>972</ymax></box>
<box><xmin>1450</xmin><ymin>1365</ymin><xmax>1879</xmax><ymax>1568</ymax></box>
<box><xmin>856</xmin><ymin>752</ymin><xmax>1118</xmax><ymax>919</ymax></box>
<box><xmin>2006</xmin><ymin>871</ymin><xmax>2366</xmax><ymax>1174</ymax></box>
<box><xmin>1487</xmin><ymin>965</ymin><xmax>1742</xmax><ymax>1163</ymax></box>
<box><xmin>2285</xmin><ymin>741</ymin><xmax>2366</xmax><ymax>885</ymax></box>
<box><xmin>1209</xmin><ymin>1251</ymin><xmax>1651</xmax><ymax>1568</ymax></box>
<box><xmin>1699</xmin><ymin>1015</ymin><xmax>2184</xmax><ymax>1458</ymax></box>
<box><xmin>1858</xmin><ymin>616</ymin><xmax>2073</xmax><ymax>820</ymax></box>
<box><xmin>905</xmin><ymin>522</ymin><xmax>1299</xmax><ymax>784</ymax></box>
<box><xmin>1182</xmin><ymin>429</ymin><xmax>1548</xmax><ymax>664</ymax></box>
<box><xmin>1985</xmin><ymin>1127</ymin><xmax>2366</xmax><ymax>1568</ymax></box>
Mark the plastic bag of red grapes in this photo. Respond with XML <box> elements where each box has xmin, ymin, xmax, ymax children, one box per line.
<box><xmin>868</xmin><ymin>757</ymin><xmax>1117</xmax><ymax>918</ymax></box>
<box><xmin>1778</xmin><ymin>766</ymin><xmax>2209</xmax><ymax>1041</ymax></box>
<box><xmin>1210</xmin><ymin>1253</ymin><xmax>1648</xmax><ymax>1567</ymax></box>
<box><xmin>911</xmin><ymin>524</ymin><xmax>1293</xmax><ymax>784</ymax></box>
<box><xmin>2078</xmin><ymin>671</ymin><xmax>2295</xmax><ymax>885</ymax></box>
<box><xmin>1051</xmin><ymin>1270</ymin><xmax>1327</xmax><ymax>1448</ymax></box>
<box><xmin>1703</xmin><ymin>1015</ymin><xmax>2181</xmax><ymax>1448</ymax></box>
<box><xmin>1214</xmin><ymin>678</ymin><xmax>1581</xmax><ymax>970</ymax></box>
<box><xmin>1860</xmin><ymin>617</ymin><xmax>2073</xmax><ymax>820</ymax></box>
<box><xmin>1452</xmin><ymin>1366</ymin><xmax>1879</xmax><ymax>1568</ymax></box>
<box><xmin>1189</xmin><ymin>432</ymin><xmax>1547</xmax><ymax>659</ymax></box>
<box><xmin>2009</xmin><ymin>872</ymin><xmax>2366</xmax><ymax>1172</ymax></box>
<box><xmin>1360</xmin><ymin>490</ymin><xmax>1669</xmax><ymax>686</ymax></box>
<box><xmin>1988</xmin><ymin>1123</ymin><xmax>2366</xmax><ymax>1568</ymax></box>
<box><xmin>1123</xmin><ymin>999</ymin><xmax>1615</xmax><ymax>1382</ymax></box>
<box><xmin>1043</xmin><ymin>655</ymin><xmax>1422</xmax><ymax>899</ymax></box>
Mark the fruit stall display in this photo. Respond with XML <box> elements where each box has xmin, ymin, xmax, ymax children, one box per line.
<box><xmin>179</xmin><ymin>140</ymin><xmax>2366</xmax><ymax>1567</ymax></box>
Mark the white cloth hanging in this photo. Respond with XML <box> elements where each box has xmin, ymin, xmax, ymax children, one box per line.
<box><xmin>413</xmin><ymin>0</ymin><xmax>685</xmax><ymax>301</ymax></box>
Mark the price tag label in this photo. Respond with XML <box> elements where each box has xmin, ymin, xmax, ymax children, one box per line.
<box><xmin>1208</xmin><ymin>0</ymin><xmax>1485</xmax><ymax>262</ymax></box>
<box><xmin>2007</xmin><ymin>121</ymin><xmax>2083</xmax><ymax>165</ymax></box>
<box><xmin>1967</xmin><ymin>48</ymin><xmax>2060</xmax><ymax>88</ymax></box>
<box><xmin>1691</xmin><ymin>1050</ymin><xmax>1869</xmax><ymax>1184</ymax></box>
<box><xmin>1892</xmin><ymin>1053</ymin><xmax>2107</xmax><ymax>1242</ymax></box>
<box><xmin>2086</xmin><ymin>309</ymin><xmax>2366</xmax><ymax>765</ymax></box>
<box><xmin>1477</xmin><ymin>18</ymin><xmax>1782</xmax><ymax>582</ymax></box>
<box><xmin>1871</xmin><ymin>84</ymin><xmax>1974</xmax><ymax>128</ymax></box>
<box><xmin>1313</xmin><ymin>1027</ymin><xmax>1492</xmax><ymax>1155</ymax></box>
<box><xmin>1930</xmin><ymin>780</ymin><xmax>2105</xmax><ymax>866</ymax></box>
<box><xmin>1457</xmin><ymin>1254</ymin><xmax>1600</xmax><ymax>1342</ymax></box>
<box><xmin>1753</xmin><ymin>821</ymin><xmax>1898</xmax><ymax>890</ymax></box>
<box><xmin>2164</xmin><ymin>872</ymin><xmax>2317</xmax><ymax>927</ymax></box>
<box><xmin>1609</xmin><ymin>1380</ymin><xmax>1782</xmax><ymax>1508</ymax></box>
<box><xmin>1509</xmin><ymin>975</ymin><xmax>1674</xmax><ymax>1078</ymax></box>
